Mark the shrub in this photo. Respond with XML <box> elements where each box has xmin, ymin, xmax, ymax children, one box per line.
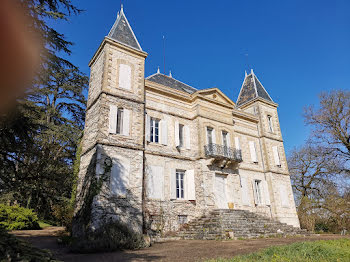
<box><xmin>0</xmin><ymin>204</ymin><xmax>40</xmax><ymax>230</ymax></box>
<box><xmin>0</xmin><ymin>227</ymin><xmax>57</xmax><ymax>261</ymax></box>
<box><xmin>70</xmin><ymin>221</ymin><xmax>146</xmax><ymax>252</ymax></box>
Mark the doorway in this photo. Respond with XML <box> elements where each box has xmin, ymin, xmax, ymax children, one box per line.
<box><xmin>215</xmin><ymin>174</ymin><xmax>227</xmax><ymax>209</ymax></box>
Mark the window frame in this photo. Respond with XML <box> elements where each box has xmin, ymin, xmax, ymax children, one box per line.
<box><xmin>207</xmin><ymin>127</ymin><xmax>213</xmax><ymax>145</ymax></box>
<box><xmin>267</xmin><ymin>115</ymin><xmax>274</xmax><ymax>133</ymax></box>
<box><xmin>150</xmin><ymin>117</ymin><xmax>160</xmax><ymax>143</ymax></box>
<box><xmin>116</xmin><ymin>108</ymin><xmax>124</xmax><ymax>134</ymax></box>
<box><xmin>178</xmin><ymin>124</ymin><xmax>184</xmax><ymax>148</ymax></box>
<box><xmin>176</xmin><ymin>169</ymin><xmax>185</xmax><ymax>199</ymax></box>
<box><xmin>254</xmin><ymin>180</ymin><xmax>263</xmax><ymax>205</ymax></box>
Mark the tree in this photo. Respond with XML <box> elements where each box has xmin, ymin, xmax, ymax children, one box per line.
<box><xmin>304</xmin><ymin>90</ymin><xmax>350</xmax><ymax>170</ymax></box>
<box><xmin>0</xmin><ymin>0</ymin><xmax>87</xmax><ymax>221</ymax></box>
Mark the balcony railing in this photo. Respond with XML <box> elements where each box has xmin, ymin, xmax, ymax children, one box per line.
<box><xmin>204</xmin><ymin>143</ymin><xmax>243</xmax><ymax>162</ymax></box>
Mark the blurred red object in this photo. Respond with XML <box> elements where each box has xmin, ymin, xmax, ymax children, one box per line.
<box><xmin>0</xmin><ymin>0</ymin><xmax>42</xmax><ymax>113</ymax></box>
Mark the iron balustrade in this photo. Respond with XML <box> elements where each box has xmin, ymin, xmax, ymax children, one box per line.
<box><xmin>204</xmin><ymin>143</ymin><xmax>242</xmax><ymax>162</ymax></box>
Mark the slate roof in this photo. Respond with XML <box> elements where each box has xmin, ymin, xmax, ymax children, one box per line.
<box><xmin>108</xmin><ymin>7</ymin><xmax>142</xmax><ymax>51</ymax></box>
<box><xmin>236</xmin><ymin>70</ymin><xmax>273</xmax><ymax>106</ymax></box>
<box><xmin>146</xmin><ymin>72</ymin><xmax>197</xmax><ymax>94</ymax></box>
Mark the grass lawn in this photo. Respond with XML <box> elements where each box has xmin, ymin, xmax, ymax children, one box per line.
<box><xmin>38</xmin><ymin>221</ymin><xmax>52</xmax><ymax>229</ymax></box>
<box><xmin>207</xmin><ymin>239</ymin><xmax>350</xmax><ymax>262</ymax></box>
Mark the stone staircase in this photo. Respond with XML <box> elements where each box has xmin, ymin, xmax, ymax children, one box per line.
<box><xmin>177</xmin><ymin>209</ymin><xmax>309</xmax><ymax>240</ymax></box>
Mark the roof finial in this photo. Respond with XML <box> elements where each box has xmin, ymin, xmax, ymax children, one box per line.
<box><xmin>121</xmin><ymin>3</ymin><xmax>124</xmax><ymax>13</ymax></box>
<box><xmin>245</xmin><ymin>70</ymin><xmax>247</xmax><ymax>77</ymax></box>
<box><xmin>250</xmin><ymin>68</ymin><xmax>254</xmax><ymax>75</ymax></box>
<box><xmin>169</xmin><ymin>70</ymin><xmax>172</xmax><ymax>78</ymax></box>
<box><xmin>117</xmin><ymin>11</ymin><xmax>120</xmax><ymax>18</ymax></box>
<box><xmin>157</xmin><ymin>67</ymin><xmax>160</xmax><ymax>74</ymax></box>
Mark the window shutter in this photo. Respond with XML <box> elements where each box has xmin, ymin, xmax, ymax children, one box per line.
<box><xmin>170</xmin><ymin>169</ymin><xmax>177</xmax><ymax>199</ymax></box>
<box><xmin>185</xmin><ymin>170</ymin><xmax>195</xmax><ymax>200</ymax></box>
<box><xmin>160</xmin><ymin>119</ymin><xmax>168</xmax><ymax>145</ymax></box>
<box><xmin>145</xmin><ymin>115</ymin><xmax>151</xmax><ymax>142</ymax></box>
<box><xmin>109</xmin><ymin>105</ymin><xmax>118</xmax><ymax>134</ymax></box>
<box><xmin>226</xmin><ymin>133</ymin><xmax>231</xmax><ymax>147</ymax></box>
<box><xmin>119</xmin><ymin>64</ymin><xmax>131</xmax><ymax>90</ymax></box>
<box><xmin>184</xmin><ymin>125</ymin><xmax>191</xmax><ymax>149</ymax></box>
<box><xmin>175</xmin><ymin>121</ymin><xmax>180</xmax><ymax>147</ymax></box>
<box><xmin>280</xmin><ymin>185</ymin><xmax>289</xmax><ymax>207</ymax></box>
<box><xmin>249</xmin><ymin>141</ymin><xmax>257</xmax><ymax>162</ymax></box>
<box><xmin>241</xmin><ymin>177</ymin><xmax>250</xmax><ymax>206</ymax></box>
<box><xmin>212</xmin><ymin>129</ymin><xmax>216</xmax><ymax>144</ymax></box>
<box><xmin>147</xmin><ymin>166</ymin><xmax>164</xmax><ymax>200</ymax></box>
<box><xmin>262</xmin><ymin>180</ymin><xmax>271</xmax><ymax>206</ymax></box>
<box><xmin>272</xmin><ymin>146</ymin><xmax>281</xmax><ymax>166</ymax></box>
<box><xmin>122</xmin><ymin>109</ymin><xmax>130</xmax><ymax>136</ymax></box>
<box><xmin>252</xmin><ymin>180</ymin><xmax>258</xmax><ymax>205</ymax></box>
<box><xmin>235</xmin><ymin>137</ymin><xmax>240</xmax><ymax>150</ymax></box>
<box><xmin>110</xmin><ymin>158</ymin><xmax>130</xmax><ymax>197</ymax></box>
<box><xmin>95</xmin><ymin>150</ymin><xmax>104</xmax><ymax>175</ymax></box>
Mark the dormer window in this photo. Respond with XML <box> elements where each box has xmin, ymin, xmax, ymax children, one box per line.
<box><xmin>267</xmin><ymin>115</ymin><xmax>274</xmax><ymax>133</ymax></box>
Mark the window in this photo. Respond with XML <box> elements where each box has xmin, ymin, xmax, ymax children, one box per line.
<box><xmin>179</xmin><ymin>124</ymin><xmax>184</xmax><ymax>147</ymax></box>
<box><xmin>116</xmin><ymin>108</ymin><xmax>124</xmax><ymax>134</ymax></box>
<box><xmin>176</xmin><ymin>170</ymin><xmax>185</xmax><ymax>199</ymax></box>
<box><xmin>178</xmin><ymin>215</ymin><xmax>188</xmax><ymax>225</ymax></box>
<box><xmin>249</xmin><ymin>141</ymin><xmax>258</xmax><ymax>163</ymax></box>
<box><xmin>118</xmin><ymin>64</ymin><xmax>131</xmax><ymax>90</ymax></box>
<box><xmin>267</xmin><ymin>115</ymin><xmax>274</xmax><ymax>133</ymax></box>
<box><xmin>254</xmin><ymin>180</ymin><xmax>262</xmax><ymax>205</ymax></box>
<box><xmin>207</xmin><ymin>127</ymin><xmax>213</xmax><ymax>145</ymax></box>
<box><xmin>150</xmin><ymin>118</ymin><xmax>160</xmax><ymax>143</ymax></box>
<box><xmin>222</xmin><ymin>131</ymin><xmax>228</xmax><ymax>147</ymax></box>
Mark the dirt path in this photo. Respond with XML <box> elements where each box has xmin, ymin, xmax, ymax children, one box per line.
<box><xmin>11</xmin><ymin>227</ymin><xmax>350</xmax><ymax>262</ymax></box>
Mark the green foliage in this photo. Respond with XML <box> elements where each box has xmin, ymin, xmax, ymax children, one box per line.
<box><xmin>0</xmin><ymin>204</ymin><xmax>40</xmax><ymax>230</ymax></box>
<box><xmin>70</xmin><ymin>221</ymin><xmax>146</xmax><ymax>253</ymax></box>
<box><xmin>0</xmin><ymin>227</ymin><xmax>57</xmax><ymax>261</ymax></box>
<box><xmin>0</xmin><ymin>0</ymin><xmax>87</xmax><ymax>224</ymax></box>
<box><xmin>206</xmin><ymin>239</ymin><xmax>350</xmax><ymax>262</ymax></box>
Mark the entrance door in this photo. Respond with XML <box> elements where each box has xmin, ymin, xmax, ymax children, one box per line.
<box><xmin>215</xmin><ymin>175</ymin><xmax>227</xmax><ymax>209</ymax></box>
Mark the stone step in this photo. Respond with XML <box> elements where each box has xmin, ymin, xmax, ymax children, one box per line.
<box><xmin>176</xmin><ymin>209</ymin><xmax>309</xmax><ymax>240</ymax></box>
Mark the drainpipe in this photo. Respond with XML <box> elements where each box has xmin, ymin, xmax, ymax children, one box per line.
<box><xmin>142</xmin><ymin>79</ymin><xmax>146</xmax><ymax>234</ymax></box>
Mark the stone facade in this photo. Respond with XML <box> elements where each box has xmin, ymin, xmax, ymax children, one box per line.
<box><xmin>73</xmin><ymin>7</ymin><xmax>300</xmax><ymax>238</ymax></box>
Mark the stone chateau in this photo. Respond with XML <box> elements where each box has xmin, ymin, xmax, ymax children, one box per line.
<box><xmin>73</xmin><ymin>6</ymin><xmax>300</xmax><ymax>237</ymax></box>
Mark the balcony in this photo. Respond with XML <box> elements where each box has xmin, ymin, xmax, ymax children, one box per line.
<box><xmin>204</xmin><ymin>144</ymin><xmax>243</xmax><ymax>162</ymax></box>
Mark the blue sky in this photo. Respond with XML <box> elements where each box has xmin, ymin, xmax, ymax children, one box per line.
<box><xmin>53</xmin><ymin>0</ymin><xmax>350</xmax><ymax>154</ymax></box>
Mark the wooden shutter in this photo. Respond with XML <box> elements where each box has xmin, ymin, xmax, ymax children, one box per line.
<box><xmin>122</xmin><ymin>109</ymin><xmax>130</xmax><ymax>136</ymax></box>
<box><xmin>280</xmin><ymin>185</ymin><xmax>289</xmax><ymax>207</ymax></box>
<box><xmin>109</xmin><ymin>105</ymin><xmax>118</xmax><ymax>134</ymax></box>
<box><xmin>226</xmin><ymin>133</ymin><xmax>231</xmax><ymax>147</ymax></box>
<box><xmin>160</xmin><ymin>119</ymin><xmax>168</xmax><ymax>145</ymax></box>
<box><xmin>170</xmin><ymin>169</ymin><xmax>177</xmax><ymax>199</ymax></box>
<box><xmin>273</xmin><ymin>146</ymin><xmax>281</xmax><ymax>166</ymax></box>
<box><xmin>184</xmin><ymin>125</ymin><xmax>191</xmax><ymax>149</ymax></box>
<box><xmin>212</xmin><ymin>129</ymin><xmax>216</xmax><ymax>144</ymax></box>
<box><xmin>95</xmin><ymin>150</ymin><xmax>104</xmax><ymax>175</ymax></box>
<box><xmin>147</xmin><ymin>166</ymin><xmax>164</xmax><ymax>200</ymax></box>
<box><xmin>235</xmin><ymin>137</ymin><xmax>240</xmax><ymax>150</ymax></box>
<box><xmin>262</xmin><ymin>180</ymin><xmax>271</xmax><ymax>206</ymax></box>
<box><xmin>249</xmin><ymin>141</ymin><xmax>257</xmax><ymax>162</ymax></box>
<box><xmin>175</xmin><ymin>121</ymin><xmax>180</xmax><ymax>147</ymax></box>
<box><xmin>241</xmin><ymin>177</ymin><xmax>250</xmax><ymax>206</ymax></box>
<box><xmin>185</xmin><ymin>170</ymin><xmax>195</xmax><ymax>200</ymax></box>
<box><xmin>110</xmin><ymin>158</ymin><xmax>130</xmax><ymax>197</ymax></box>
<box><xmin>252</xmin><ymin>180</ymin><xmax>258</xmax><ymax>205</ymax></box>
<box><xmin>118</xmin><ymin>64</ymin><xmax>131</xmax><ymax>90</ymax></box>
<box><xmin>145</xmin><ymin>115</ymin><xmax>151</xmax><ymax>142</ymax></box>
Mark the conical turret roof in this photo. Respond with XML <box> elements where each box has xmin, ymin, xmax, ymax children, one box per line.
<box><xmin>107</xmin><ymin>6</ymin><xmax>142</xmax><ymax>51</ymax></box>
<box><xmin>236</xmin><ymin>69</ymin><xmax>273</xmax><ymax>106</ymax></box>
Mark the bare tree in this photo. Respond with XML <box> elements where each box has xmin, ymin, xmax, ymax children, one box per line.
<box><xmin>304</xmin><ymin>90</ymin><xmax>350</xmax><ymax>170</ymax></box>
